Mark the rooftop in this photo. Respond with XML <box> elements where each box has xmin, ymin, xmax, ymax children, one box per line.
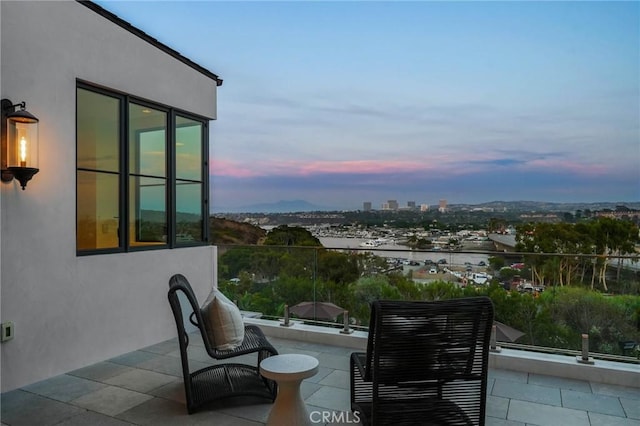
<box><xmin>2</xmin><ymin>323</ymin><xmax>639</xmax><ymax>426</ymax></box>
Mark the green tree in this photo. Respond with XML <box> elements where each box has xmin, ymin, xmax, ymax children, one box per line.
<box><xmin>349</xmin><ymin>276</ymin><xmax>401</xmax><ymax>325</ymax></box>
<box><xmin>540</xmin><ymin>287</ymin><xmax>640</xmax><ymax>354</ymax></box>
<box><xmin>516</xmin><ymin>219</ymin><xmax>639</xmax><ymax>290</ymax></box>
<box><xmin>263</xmin><ymin>225</ymin><xmax>321</xmax><ymax>246</ymax></box>
<box><xmin>488</xmin><ymin>256</ymin><xmax>506</xmax><ymax>271</ymax></box>
<box><xmin>421</xmin><ymin>281</ymin><xmax>463</xmax><ymax>301</ymax></box>
<box><xmin>591</xmin><ymin>218</ymin><xmax>639</xmax><ymax>291</ymax></box>
<box><xmin>219</xmin><ymin>247</ymin><xmax>258</xmax><ymax>280</ymax></box>
<box><xmin>317</xmin><ymin>251</ymin><xmax>359</xmax><ymax>285</ymax></box>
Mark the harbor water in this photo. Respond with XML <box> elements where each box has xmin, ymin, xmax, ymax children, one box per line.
<box><xmin>318</xmin><ymin>237</ymin><xmax>491</xmax><ymax>267</ymax></box>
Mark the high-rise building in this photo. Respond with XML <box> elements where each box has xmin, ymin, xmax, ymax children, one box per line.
<box><xmin>420</xmin><ymin>204</ymin><xmax>430</xmax><ymax>211</ymax></box>
<box><xmin>387</xmin><ymin>200</ymin><xmax>399</xmax><ymax>210</ymax></box>
<box><xmin>363</xmin><ymin>202</ymin><xmax>372</xmax><ymax>211</ymax></box>
<box><xmin>439</xmin><ymin>199</ymin><xmax>448</xmax><ymax>213</ymax></box>
<box><xmin>407</xmin><ymin>201</ymin><xmax>416</xmax><ymax>209</ymax></box>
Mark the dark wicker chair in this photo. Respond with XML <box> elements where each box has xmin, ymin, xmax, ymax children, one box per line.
<box><xmin>167</xmin><ymin>273</ymin><xmax>278</xmax><ymax>414</ymax></box>
<box><xmin>350</xmin><ymin>297</ymin><xmax>494</xmax><ymax>426</ymax></box>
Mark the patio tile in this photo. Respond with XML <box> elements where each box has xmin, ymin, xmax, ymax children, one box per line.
<box><xmin>588</xmin><ymin>412</ymin><xmax>640</xmax><ymax>426</ymax></box>
<box><xmin>55</xmin><ymin>410</ymin><xmax>135</xmax><ymax>425</ymax></box>
<box><xmin>492</xmin><ymin>379</ymin><xmax>562</xmax><ymax>406</ymax></box>
<box><xmin>0</xmin><ymin>389</ymin><xmax>86</xmax><ymax>426</ymax></box>
<box><xmin>621</xmin><ymin>397</ymin><xmax>640</xmax><ymax>420</ymax></box>
<box><xmin>287</xmin><ymin>340</ymin><xmax>336</xmax><ymax>353</ymax></box>
<box><xmin>487</xmin><ymin>377</ymin><xmax>496</xmax><ymax>394</ymax></box>
<box><xmin>186</xmin><ymin>332</ymin><xmax>205</xmax><ymax>347</ymax></box>
<box><xmin>68</xmin><ymin>361</ymin><xmax>133</xmax><ymax>382</ymax></box>
<box><xmin>507</xmin><ymin>399</ymin><xmax>589</xmax><ymax>426</ymax></box>
<box><xmin>317</xmin><ymin>352</ymin><xmax>350</xmax><ymax>371</ymax></box>
<box><xmin>301</xmin><ymin>380</ymin><xmax>323</xmax><ymax>399</ymax></box>
<box><xmin>486</xmin><ymin>395</ymin><xmax>510</xmax><ymax>419</ymax></box>
<box><xmin>529</xmin><ymin>372</ymin><xmax>592</xmax><ymax>393</ymax></box>
<box><xmin>105</xmin><ymin>368</ymin><xmax>178</xmax><ymax>393</ymax></box>
<box><xmin>141</xmin><ymin>339</ymin><xmax>179</xmax><ymax>355</ymax></box>
<box><xmin>488</xmin><ymin>369</ymin><xmax>528</xmax><ymax>383</ymax></box>
<box><xmin>561</xmin><ymin>388</ymin><xmax>625</xmax><ymax>417</ymax></box>
<box><xmin>305</xmin><ymin>385</ymin><xmax>351</xmax><ymax>412</ymax></box>
<box><xmin>137</xmin><ymin>354</ymin><xmax>188</xmax><ymax>377</ymax></box>
<box><xmin>305</xmin><ymin>365</ymin><xmax>334</xmax><ymax>384</ymax></box>
<box><xmin>592</xmin><ymin>382</ymin><xmax>640</xmax><ymax>401</ymax></box>
<box><xmin>214</xmin><ymin>397</ymin><xmax>273</xmax><ymax>424</ymax></box>
<box><xmin>22</xmin><ymin>373</ymin><xmax>106</xmax><ymax>402</ymax></box>
<box><xmin>165</xmin><ymin>348</ymin><xmax>183</xmax><ymax>358</ymax></box>
<box><xmin>1</xmin><ymin>335</ymin><xmax>638</xmax><ymax>426</ymax></box>
<box><xmin>109</xmin><ymin>350</ymin><xmax>159</xmax><ymax>367</ymax></box>
<box><xmin>485</xmin><ymin>417</ymin><xmax>526</xmax><ymax>426</ymax></box>
<box><xmin>277</xmin><ymin>345</ymin><xmax>322</xmax><ymax>357</ymax></box>
<box><xmin>71</xmin><ymin>385</ymin><xmax>153</xmax><ymax>416</ymax></box>
<box><xmin>147</xmin><ymin>379</ymin><xmax>186</xmax><ymax>404</ymax></box>
<box><xmin>322</xmin><ymin>345</ymin><xmax>355</xmax><ymax>357</ymax></box>
<box><xmin>318</xmin><ymin>369</ymin><xmax>349</xmax><ymax>389</ymax></box>
<box><xmin>118</xmin><ymin>395</ymin><xmax>263</xmax><ymax>425</ymax></box>
<box><xmin>184</xmin><ymin>345</ymin><xmax>214</xmax><ymax>363</ymax></box>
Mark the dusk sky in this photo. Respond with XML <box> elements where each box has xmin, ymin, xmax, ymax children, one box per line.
<box><xmin>97</xmin><ymin>1</ymin><xmax>639</xmax><ymax>211</ymax></box>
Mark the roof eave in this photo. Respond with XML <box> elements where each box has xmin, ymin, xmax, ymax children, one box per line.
<box><xmin>78</xmin><ymin>0</ymin><xmax>223</xmax><ymax>87</ymax></box>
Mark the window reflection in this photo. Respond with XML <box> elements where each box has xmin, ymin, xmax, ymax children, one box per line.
<box><xmin>176</xmin><ymin>182</ymin><xmax>203</xmax><ymax>242</ymax></box>
<box><xmin>76</xmin><ymin>85</ymin><xmax>208</xmax><ymax>254</ymax></box>
<box><xmin>76</xmin><ymin>89</ymin><xmax>120</xmax><ymax>251</ymax></box>
<box><xmin>176</xmin><ymin>115</ymin><xmax>204</xmax><ymax>244</ymax></box>
<box><xmin>176</xmin><ymin>116</ymin><xmax>202</xmax><ymax>181</ymax></box>
<box><xmin>77</xmin><ymin>171</ymin><xmax>119</xmax><ymax>250</ymax></box>
<box><xmin>129</xmin><ymin>104</ymin><xmax>167</xmax><ymax>247</ymax></box>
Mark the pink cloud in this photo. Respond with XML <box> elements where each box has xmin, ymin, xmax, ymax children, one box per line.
<box><xmin>210</xmin><ymin>159</ymin><xmax>258</xmax><ymax>178</ymax></box>
<box><xmin>297</xmin><ymin>160</ymin><xmax>430</xmax><ymax>175</ymax></box>
<box><xmin>524</xmin><ymin>159</ymin><xmax>608</xmax><ymax>175</ymax></box>
<box><xmin>211</xmin><ymin>155</ymin><xmax>612</xmax><ymax>179</ymax></box>
<box><xmin>211</xmin><ymin>158</ymin><xmax>438</xmax><ymax>177</ymax></box>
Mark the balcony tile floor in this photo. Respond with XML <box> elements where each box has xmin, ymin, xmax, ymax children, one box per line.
<box><xmin>2</xmin><ymin>334</ymin><xmax>639</xmax><ymax>426</ymax></box>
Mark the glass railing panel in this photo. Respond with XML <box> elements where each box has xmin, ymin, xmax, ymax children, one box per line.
<box><xmin>216</xmin><ymin>244</ymin><xmax>321</xmax><ymax>322</ymax></box>
<box><xmin>216</xmin><ymin>243</ymin><xmax>640</xmax><ymax>361</ymax></box>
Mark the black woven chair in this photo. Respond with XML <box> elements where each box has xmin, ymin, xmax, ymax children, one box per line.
<box><xmin>167</xmin><ymin>273</ymin><xmax>278</xmax><ymax>414</ymax></box>
<box><xmin>350</xmin><ymin>297</ymin><xmax>494</xmax><ymax>426</ymax></box>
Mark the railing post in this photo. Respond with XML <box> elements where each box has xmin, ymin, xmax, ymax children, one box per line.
<box><xmin>339</xmin><ymin>310</ymin><xmax>353</xmax><ymax>334</ymax></box>
<box><xmin>281</xmin><ymin>304</ymin><xmax>292</xmax><ymax>327</ymax></box>
<box><xmin>576</xmin><ymin>333</ymin><xmax>594</xmax><ymax>364</ymax></box>
<box><xmin>490</xmin><ymin>324</ymin><xmax>501</xmax><ymax>353</ymax></box>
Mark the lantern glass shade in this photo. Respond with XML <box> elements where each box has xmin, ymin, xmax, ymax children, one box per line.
<box><xmin>6</xmin><ymin>113</ymin><xmax>38</xmax><ymax>169</ymax></box>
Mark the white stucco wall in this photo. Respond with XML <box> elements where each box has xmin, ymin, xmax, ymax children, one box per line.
<box><xmin>1</xmin><ymin>1</ymin><xmax>220</xmax><ymax>391</ymax></box>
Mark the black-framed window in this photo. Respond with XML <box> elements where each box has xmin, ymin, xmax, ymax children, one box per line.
<box><xmin>76</xmin><ymin>82</ymin><xmax>209</xmax><ymax>254</ymax></box>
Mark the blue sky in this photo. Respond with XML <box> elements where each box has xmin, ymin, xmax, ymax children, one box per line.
<box><xmin>97</xmin><ymin>1</ymin><xmax>639</xmax><ymax>211</ymax></box>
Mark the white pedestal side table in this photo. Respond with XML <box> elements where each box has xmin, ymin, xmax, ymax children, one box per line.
<box><xmin>260</xmin><ymin>353</ymin><xmax>319</xmax><ymax>426</ymax></box>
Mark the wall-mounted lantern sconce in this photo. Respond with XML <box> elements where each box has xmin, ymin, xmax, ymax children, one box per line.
<box><xmin>1</xmin><ymin>99</ymin><xmax>39</xmax><ymax>190</ymax></box>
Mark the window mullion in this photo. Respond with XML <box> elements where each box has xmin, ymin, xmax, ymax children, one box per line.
<box><xmin>168</xmin><ymin>110</ymin><xmax>176</xmax><ymax>248</ymax></box>
<box><xmin>202</xmin><ymin>121</ymin><xmax>209</xmax><ymax>243</ymax></box>
<box><xmin>121</xmin><ymin>96</ymin><xmax>130</xmax><ymax>251</ymax></box>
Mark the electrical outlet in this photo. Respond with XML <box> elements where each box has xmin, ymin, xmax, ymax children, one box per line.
<box><xmin>1</xmin><ymin>321</ymin><xmax>14</xmax><ymax>342</ymax></box>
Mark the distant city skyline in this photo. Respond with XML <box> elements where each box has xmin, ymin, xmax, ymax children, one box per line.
<box><xmin>96</xmin><ymin>1</ymin><xmax>639</xmax><ymax>211</ymax></box>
